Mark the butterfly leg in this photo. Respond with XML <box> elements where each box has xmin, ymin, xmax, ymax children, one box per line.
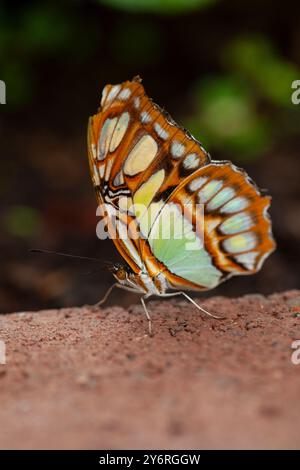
<box><xmin>95</xmin><ymin>283</ymin><xmax>118</xmax><ymax>307</ymax></box>
<box><xmin>141</xmin><ymin>296</ymin><xmax>153</xmax><ymax>337</ymax></box>
<box><xmin>95</xmin><ymin>283</ymin><xmax>141</xmax><ymax>307</ymax></box>
<box><xmin>94</xmin><ymin>284</ymin><xmax>153</xmax><ymax>335</ymax></box>
<box><xmin>160</xmin><ymin>291</ymin><xmax>224</xmax><ymax>320</ymax></box>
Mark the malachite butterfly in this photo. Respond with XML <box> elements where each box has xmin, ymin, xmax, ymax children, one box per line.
<box><xmin>87</xmin><ymin>76</ymin><xmax>275</xmax><ymax>334</ymax></box>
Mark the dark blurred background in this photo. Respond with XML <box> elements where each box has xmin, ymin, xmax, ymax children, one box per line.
<box><xmin>1</xmin><ymin>0</ymin><xmax>300</xmax><ymax>313</ymax></box>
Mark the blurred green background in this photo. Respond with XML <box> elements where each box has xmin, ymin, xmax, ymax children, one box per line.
<box><xmin>1</xmin><ymin>0</ymin><xmax>300</xmax><ymax>312</ymax></box>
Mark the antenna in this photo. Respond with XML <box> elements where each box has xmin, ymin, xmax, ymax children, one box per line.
<box><xmin>29</xmin><ymin>248</ymin><xmax>102</xmax><ymax>263</ymax></box>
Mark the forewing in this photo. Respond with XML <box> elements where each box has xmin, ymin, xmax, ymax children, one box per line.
<box><xmin>87</xmin><ymin>77</ymin><xmax>210</xmax><ymax>273</ymax></box>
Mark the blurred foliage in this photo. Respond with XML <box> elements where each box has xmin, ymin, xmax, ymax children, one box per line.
<box><xmin>187</xmin><ymin>36</ymin><xmax>300</xmax><ymax>160</ymax></box>
<box><xmin>98</xmin><ymin>0</ymin><xmax>217</xmax><ymax>14</ymax></box>
<box><xmin>110</xmin><ymin>19</ymin><xmax>163</xmax><ymax>66</ymax></box>
<box><xmin>224</xmin><ymin>36</ymin><xmax>299</xmax><ymax>107</ymax></box>
<box><xmin>0</xmin><ymin>1</ymin><xmax>299</xmax><ymax>158</ymax></box>
<box><xmin>3</xmin><ymin>205</ymin><xmax>41</xmax><ymax>238</ymax></box>
<box><xmin>187</xmin><ymin>76</ymin><xmax>271</xmax><ymax>158</ymax></box>
<box><xmin>0</xmin><ymin>2</ymin><xmax>99</xmax><ymax>106</ymax></box>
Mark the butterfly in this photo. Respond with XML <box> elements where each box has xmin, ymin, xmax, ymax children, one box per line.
<box><xmin>87</xmin><ymin>76</ymin><xmax>275</xmax><ymax>334</ymax></box>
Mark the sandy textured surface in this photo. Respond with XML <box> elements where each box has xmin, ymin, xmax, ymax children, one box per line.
<box><xmin>1</xmin><ymin>290</ymin><xmax>300</xmax><ymax>449</ymax></box>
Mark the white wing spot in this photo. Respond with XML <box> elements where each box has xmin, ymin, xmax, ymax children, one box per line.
<box><xmin>206</xmin><ymin>187</ymin><xmax>235</xmax><ymax>211</ymax></box>
<box><xmin>104</xmin><ymin>158</ymin><xmax>113</xmax><ymax>181</ymax></box>
<box><xmin>119</xmin><ymin>88</ymin><xmax>131</xmax><ymax>100</ymax></box>
<box><xmin>100</xmin><ymin>86</ymin><xmax>109</xmax><ymax>107</ymax></box>
<box><xmin>171</xmin><ymin>140</ymin><xmax>185</xmax><ymax>158</ymax></box>
<box><xmin>118</xmin><ymin>196</ymin><xmax>130</xmax><ymax>212</ymax></box>
<box><xmin>220</xmin><ymin>196</ymin><xmax>249</xmax><ymax>214</ymax></box>
<box><xmin>98</xmin><ymin>117</ymin><xmax>117</xmax><ymax>160</ymax></box>
<box><xmin>188</xmin><ymin>176</ymin><xmax>208</xmax><ymax>192</ymax></box>
<box><xmin>154</xmin><ymin>122</ymin><xmax>169</xmax><ymax>140</ymax></box>
<box><xmin>117</xmin><ymin>220</ymin><xmax>143</xmax><ymax>268</ymax></box>
<box><xmin>141</xmin><ymin>111</ymin><xmax>151</xmax><ymax>124</ymax></box>
<box><xmin>92</xmin><ymin>164</ymin><xmax>100</xmax><ymax>186</ymax></box>
<box><xmin>220</xmin><ymin>212</ymin><xmax>254</xmax><ymax>235</ymax></box>
<box><xmin>99</xmin><ymin>164</ymin><xmax>105</xmax><ymax>178</ymax></box>
<box><xmin>234</xmin><ymin>251</ymin><xmax>258</xmax><ymax>270</ymax></box>
<box><xmin>223</xmin><ymin>232</ymin><xmax>257</xmax><ymax>254</ymax></box>
<box><xmin>124</xmin><ymin>135</ymin><xmax>158</xmax><ymax>176</ymax></box>
<box><xmin>91</xmin><ymin>143</ymin><xmax>97</xmax><ymax>160</ymax></box>
<box><xmin>183</xmin><ymin>153</ymin><xmax>200</xmax><ymax>170</ymax></box>
<box><xmin>197</xmin><ymin>180</ymin><xmax>223</xmax><ymax>203</ymax></box>
<box><xmin>109</xmin><ymin>112</ymin><xmax>130</xmax><ymax>153</ymax></box>
<box><xmin>134</xmin><ymin>97</ymin><xmax>140</xmax><ymax>109</ymax></box>
<box><xmin>106</xmin><ymin>85</ymin><xmax>121</xmax><ymax>103</ymax></box>
<box><xmin>113</xmin><ymin>171</ymin><xmax>124</xmax><ymax>187</ymax></box>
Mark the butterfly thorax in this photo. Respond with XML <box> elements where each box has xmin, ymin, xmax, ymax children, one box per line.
<box><xmin>110</xmin><ymin>263</ymin><xmax>167</xmax><ymax>296</ymax></box>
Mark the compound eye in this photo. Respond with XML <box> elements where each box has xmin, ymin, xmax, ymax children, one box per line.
<box><xmin>117</xmin><ymin>267</ymin><xmax>127</xmax><ymax>281</ymax></box>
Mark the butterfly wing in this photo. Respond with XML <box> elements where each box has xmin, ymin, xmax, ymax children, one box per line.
<box><xmin>87</xmin><ymin>77</ymin><xmax>210</xmax><ymax>274</ymax></box>
<box><xmin>141</xmin><ymin>161</ymin><xmax>275</xmax><ymax>291</ymax></box>
<box><xmin>88</xmin><ymin>77</ymin><xmax>275</xmax><ymax>291</ymax></box>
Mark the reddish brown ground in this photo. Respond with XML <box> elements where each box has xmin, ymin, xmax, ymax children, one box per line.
<box><xmin>1</xmin><ymin>290</ymin><xmax>300</xmax><ymax>450</ymax></box>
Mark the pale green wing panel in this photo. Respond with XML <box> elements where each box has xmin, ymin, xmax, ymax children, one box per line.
<box><xmin>148</xmin><ymin>203</ymin><xmax>222</xmax><ymax>289</ymax></box>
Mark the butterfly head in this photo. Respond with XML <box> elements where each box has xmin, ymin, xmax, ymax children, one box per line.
<box><xmin>107</xmin><ymin>262</ymin><xmax>132</xmax><ymax>283</ymax></box>
<box><xmin>106</xmin><ymin>261</ymin><xmax>155</xmax><ymax>295</ymax></box>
